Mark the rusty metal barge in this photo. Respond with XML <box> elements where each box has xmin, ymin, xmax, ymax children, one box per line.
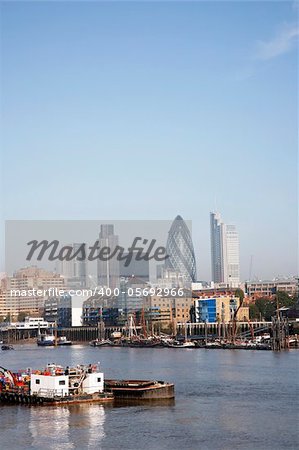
<box><xmin>105</xmin><ymin>379</ymin><xmax>175</xmax><ymax>400</ymax></box>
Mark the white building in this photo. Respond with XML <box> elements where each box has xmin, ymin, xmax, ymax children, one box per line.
<box><xmin>210</xmin><ymin>212</ymin><xmax>240</xmax><ymax>287</ymax></box>
<box><xmin>10</xmin><ymin>317</ymin><xmax>49</xmax><ymax>330</ymax></box>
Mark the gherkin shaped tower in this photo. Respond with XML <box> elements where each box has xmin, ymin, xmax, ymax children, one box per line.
<box><xmin>165</xmin><ymin>215</ymin><xmax>197</xmax><ymax>282</ymax></box>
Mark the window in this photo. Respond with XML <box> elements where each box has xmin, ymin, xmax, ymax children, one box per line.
<box><xmin>59</xmin><ymin>380</ymin><xmax>66</xmax><ymax>385</ymax></box>
<box><xmin>97</xmin><ymin>377</ymin><xmax>101</xmax><ymax>383</ymax></box>
<box><xmin>35</xmin><ymin>379</ymin><xmax>40</xmax><ymax>384</ymax></box>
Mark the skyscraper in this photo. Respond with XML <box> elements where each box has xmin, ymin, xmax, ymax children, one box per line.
<box><xmin>165</xmin><ymin>215</ymin><xmax>197</xmax><ymax>283</ymax></box>
<box><xmin>59</xmin><ymin>243</ymin><xmax>87</xmax><ymax>288</ymax></box>
<box><xmin>97</xmin><ymin>224</ymin><xmax>120</xmax><ymax>289</ymax></box>
<box><xmin>210</xmin><ymin>212</ymin><xmax>225</xmax><ymax>284</ymax></box>
<box><xmin>210</xmin><ymin>212</ymin><xmax>240</xmax><ymax>286</ymax></box>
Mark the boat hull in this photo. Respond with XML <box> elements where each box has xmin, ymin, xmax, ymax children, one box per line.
<box><xmin>0</xmin><ymin>391</ymin><xmax>114</xmax><ymax>406</ymax></box>
<box><xmin>37</xmin><ymin>342</ymin><xmax>55</xmax><ymax>346</ymax></box>
<box><xmin>105</xmin><ymin>380</ymin><xmax>175</xmax><ymax>400</ymax></box>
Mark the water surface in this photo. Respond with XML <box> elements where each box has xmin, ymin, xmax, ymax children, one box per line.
<box><xmin>0</xmin><ymin>345</ymin><xmax>298</xmax><ymax>449</ymax></box>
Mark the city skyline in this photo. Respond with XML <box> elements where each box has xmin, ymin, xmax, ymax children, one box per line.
<box><xmin>0</xmin><ymin>3</ymin><xmax>297</xmax><ymax>449</ymax></box>
<box><xmin>2</xmin><ymin>213</ymin><xmax>298</xmax><ymax>283</ymax></box>
<box><xmin>1</xmin><ymin>1</ymin><xmax>298</xmax><ymax>280</ymax></box>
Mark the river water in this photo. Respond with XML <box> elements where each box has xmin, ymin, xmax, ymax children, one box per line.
<box><xmin>0</xmin><ymin>344</ymin><xmax>298</xmax><ymax>450</ymax></box>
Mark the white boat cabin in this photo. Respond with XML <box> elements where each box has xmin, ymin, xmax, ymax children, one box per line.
<box><xmin>30</xmin><ymin>364</ymin><xmax>104</xmax><ymax>398</ymax></box>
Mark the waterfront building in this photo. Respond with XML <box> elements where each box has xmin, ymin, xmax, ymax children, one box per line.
<box><xmin>3</xmin><ymin>266</ymin><xmax>65</xmax><ymax>291</ymax></box>
<box><xmin>165</xmin><ymin>215</ymin><xmax>197</xmax><ymax>285</ymax></box>
<box><xmin>210</xmin><ymin>212</ymin><xmax>240</xmax><ymax>287</ymax></box>
<box><xmin>143</xmin><ymin>292</ymin><xmax>193</xmax><ymax>330</ymax></box>
<box><xmin>97</xmin><ymin>224</ymin><xmax>120</xmax><ymax>289</ymax></box>
<box><xmin>43</xmin><ymin>293</ymin><xmax>72</xmax><ymax>327</ymax></box>
<box><xmin>246</xmin><ymin>278</ymin><xmax>298</xmax><ymax>300</ymax></box>
<box><xmin>193</xmin><ymin>295</ymin><xmax>249</xmax><ymax>323</ymax></box>
<box><xmin>0</xmin><ymin>267</ymin><xmax>65</xmax><ymax>320</ymax></box>
<box><xmin>82</xmin><ymin>294</ymin><xmax>119</xmax><ymax>326</ymax></box>
<box><xmin>118</xmin><ymin>276</ymin><xmax>149</xmax><ymax>316</ymax></box>
<box><xmin>9</xmin><ymin>317</ymin><xmax>49</xmax><ymax>330</ymax></box>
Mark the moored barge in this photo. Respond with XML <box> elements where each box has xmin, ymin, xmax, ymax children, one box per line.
<box><xmin>105</xmin><ymin>379</ymin><xmax>175</xmax><ymax>400</ymax></box>
<box><xmin>0</xmin><ymin>364</ymin><xmax>175</xmax><ymax>405</ymax></box>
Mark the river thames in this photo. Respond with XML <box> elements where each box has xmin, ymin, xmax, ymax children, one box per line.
<box><xmin>0</xmin><ymin>345</ymin><xmax>298</xmax><ymax>449</ymax></box>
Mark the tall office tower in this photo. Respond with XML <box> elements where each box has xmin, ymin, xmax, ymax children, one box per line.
<box><xmin>97</xmin><ymin>224</ymin><xmax>120</xmax><ymax>289</ymax></box>
<box><xmin>59</xmin><ymin>243</ymin><xmax>87</xmax><ymax>288</ymax></box>
<box><xmin>210</xmin><ymin>212</ymin><xmax>226</xmax><ymax>284</ymax></box>
<box><xmin>210</xmin><ymin>212</ymin><xmax>240</xmax><ymax>287</ymax></box>
<box><xmin>165</xmin><ymin>215</ymin><xmax>197</xmax><ymax>284</ymax></box>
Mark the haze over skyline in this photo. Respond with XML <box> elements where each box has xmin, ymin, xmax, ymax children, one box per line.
<box><xmin>1</xmin><ymin>1</ymin><xmax>298</xmax><ymax>280</ymax></box>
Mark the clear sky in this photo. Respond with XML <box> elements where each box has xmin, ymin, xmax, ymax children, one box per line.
<box><xmin>1</xmin><ymin>1</ymin><xmax>298</xmax><ymax>280</ymax></box>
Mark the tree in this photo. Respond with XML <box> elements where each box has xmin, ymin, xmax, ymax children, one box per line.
<box><xmin>276</xmin><ymin>291</ymin><xmax>296</xmax><ymax>308</ymax></box>
<box><xmin>17</xmin><ymin>312</ymin><xmax>29</xmax><ymax>322</ymax></box>
<box><xmin>235</xmin><ymin>288</ymin><xmax>245</xmax><ymax>305</ymax></box>
<box><xmin>264</xmin><ymin>302</ymin><xmax>276</xmax><ymax>321</ymax></box>
<box><xmin>255</xmin><ymin>298</ymin><xmax>275</xmax><ymax>321</ymax></box>
<box><xmin>249</xmin><ymin>304</ymin><xmax>260</xmax><ymax>320</ymax></box>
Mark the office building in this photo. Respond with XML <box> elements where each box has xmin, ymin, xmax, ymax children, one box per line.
<box><xmin>246</xmin><ymin>278</ymin><xmax>298</xmax><ymax>300</ymax></box>
<box><xmin>44</xmin><ymin>293</ymin><xmax>72</xmax><ymax>327</ymax></box>
<box><xmin>193</xmin><ymin>295</ymin><xmax>249</xmax><ymax>323</ymax></box>
<box><xmin>0</xmin><ymin>267</ymin><xmax>65</xmax><ymax>320</ymax></box>
<box><xmin>144</xmin><ymin>292</ymin><xmax>193</xmax><ymax>329</ymax></box>
<box><xmin>210</xmin><ymin>212</ymin><xmax>240</xmax><ymax>287</ymax></box>
<box><xmin>165</xmin><ymin>215</ymin><xmax>197</xmax><ymax>285</ymax></box>
<box><xmin>97</xmin><ymin>224</ymin><xmax>120</xmax><ymax>289</ymax></box>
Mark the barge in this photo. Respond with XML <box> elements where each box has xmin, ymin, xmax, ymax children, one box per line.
<box><xmin>105</xmin><ymin>379</ymin><xmax>175</xmax><ymax>400</ymax></box>
<box><xmin>0</xmin><ymin>364</ymin><xmax>175</xmax><ymax>405</ymax></box>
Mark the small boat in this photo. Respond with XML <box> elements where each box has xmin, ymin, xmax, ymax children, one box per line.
<box><xmin>1</xmin><ymin>345</ymin><xmax>14</xmax><ymax>351</ymax></box>
<box><xmin>37</xmin><ymin>334</ymin><xmax>55</xmax><ymax>346</ymax></box>
<box><xmin>166</xmin><ymin>341</ymin><xmax>196</xmax><ymax>348</ymax></box>
<box><xmin>205</xmin><ymin>341</ymin><xmax>223</xmax><ymax>349</ymax></box>
<box><xmin>128</xmin><ymin>338</ymin><xmax>162</xmax><ymax>348</ymax></box>
<box><xmin>57</xmin><ymin>336</ymin><xmax>72</xmax><ymax>346</ymax></box>
<box><xmin>89</xmin><ymin>339</ymin><xmax>112</xmax><ymax>347</ymax></box>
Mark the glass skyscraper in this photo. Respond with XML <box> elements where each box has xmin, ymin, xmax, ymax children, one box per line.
<box><xmin>210</xmin><ymin>212</ymin><xmax>240</xmax><ymax>286</ymax></box>
<box><xmin>165</xmin><ymin>215</ymin><xmax>197</xmax><ymax>283</ymax></box>
<box><xmin>97</xmin><ymin>224</ymin><xmax>120</xmax><ymax>289</ymax></box>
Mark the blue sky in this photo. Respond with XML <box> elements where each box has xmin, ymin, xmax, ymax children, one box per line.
<box><xmin>1</xmin><ymin>1</ymin><xmax>298</xmax><ymax>280</ymax></box>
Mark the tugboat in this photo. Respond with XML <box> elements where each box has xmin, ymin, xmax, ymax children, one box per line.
<box><xmin>37</xmin><ymin>334</ymin><xmax>55</xmax><ymax>346</ymax></box>
<box><xmin>0</xmin><ymin>363</ymin><xmax>113</xmax><ymax>405</ymax></box>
